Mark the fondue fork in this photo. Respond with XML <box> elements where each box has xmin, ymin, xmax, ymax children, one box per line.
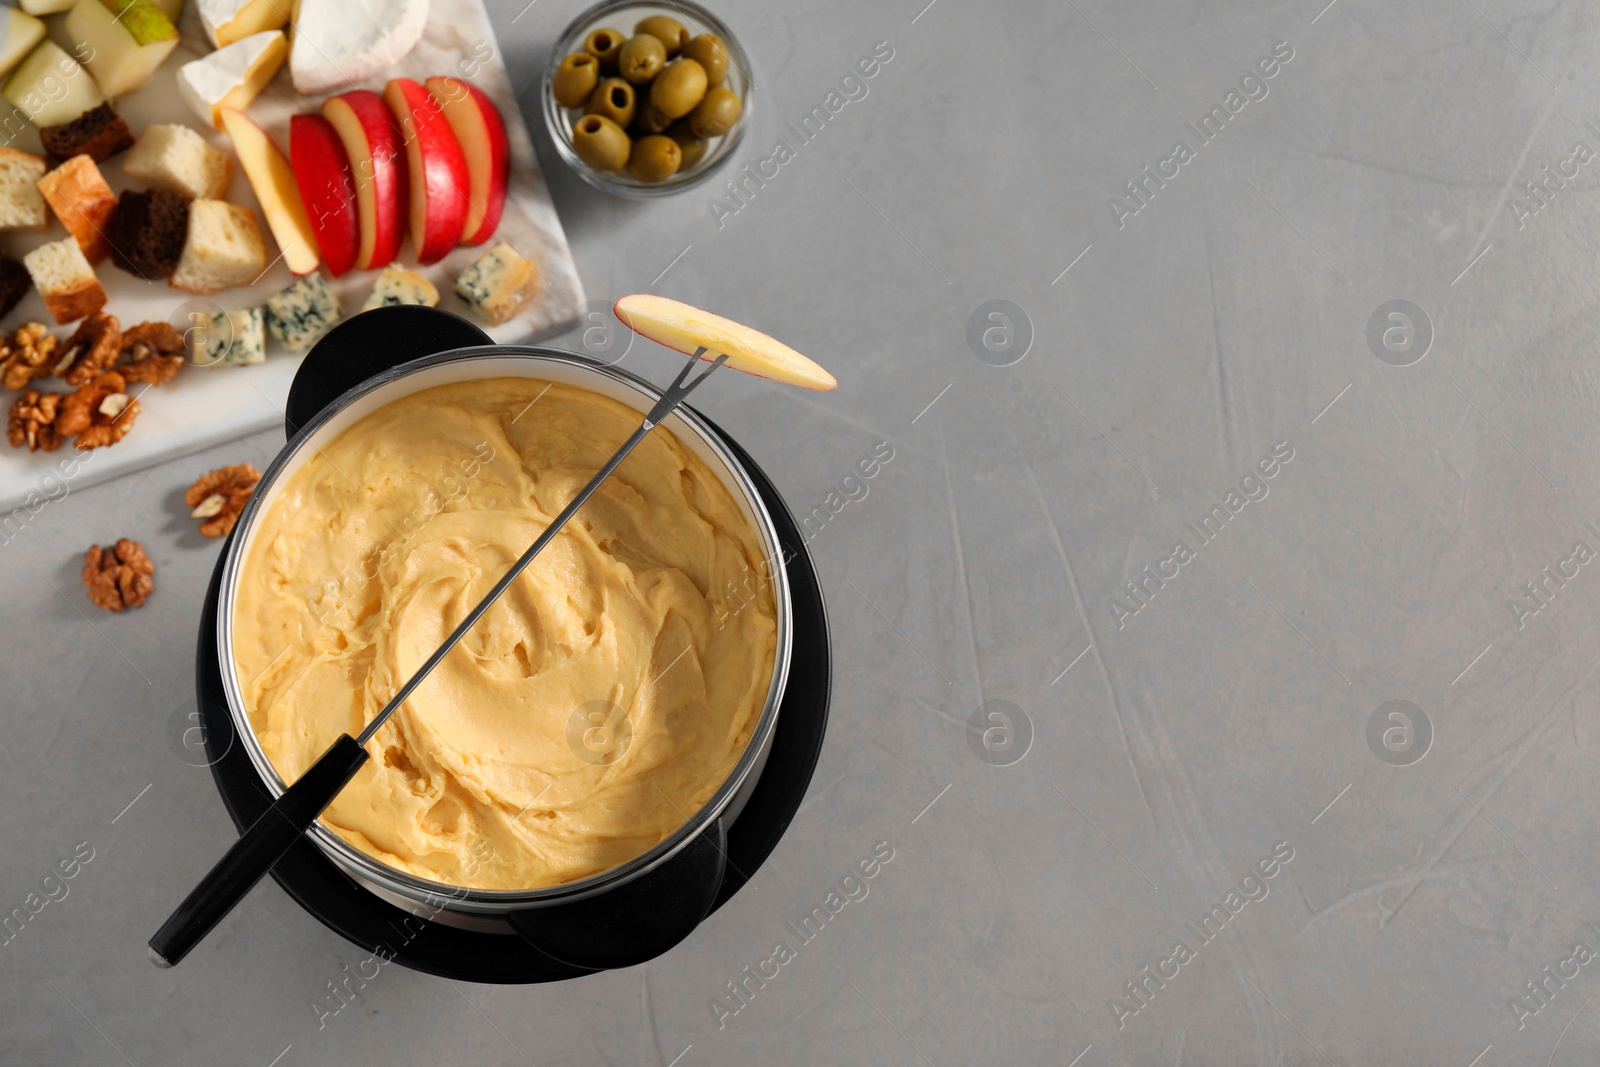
<box><xmin>149</xmin><ymin>350</ymin><xmax>728</xmax><ymax>967</ymax></box>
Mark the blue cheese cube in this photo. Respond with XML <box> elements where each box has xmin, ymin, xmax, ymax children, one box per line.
<box><xmin>191</xmin><ymin>306</ymin><xmax>266</xmax><ymax>367</ymax></box>
<box><xmin>266</xmin><ymin>271</ymin><xmax>342</xmax><ymax>353</ymax></box>
<box><xmin>454</xmin><ymin>242</ymin><xmax>538</xmax><ymax>326</ymax></box>
<box><xmin>362</xmin><ymin>265</ymin><xmax>439</xmax><ymax>312</ymax></box>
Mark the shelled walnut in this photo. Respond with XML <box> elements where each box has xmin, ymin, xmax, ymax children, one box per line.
<box><xmin>185</xmin><ymin>463</ymin><xmax>261</xmax><ymax>538</ymax></box>
<box><xmin>56</xmin><ymin>312</ymin><xmax>121</xmax><ymax>387</ymax></box>
<box><xmin>0</xmin><ymin>323</ymin><xmax>59</xmax><ymax>391</ymax></box>
<box><xmin>56</xmin><ymin>370</ymin><xmax>138</xmax><ymax>449</ymax></box>
<box><xmin>7</xmin><ymin>389</ymin><xmax>61</xmax><ymax>452</ymax></box>
<box><xmin>119</xmin><ymin>321</ymin><xmax>185</xmax><ymax>386</ymax></box>
<box><xmin>82</xmin><ymin>538</ymin><xmax>154</xmax><ymax>611</ymax></box>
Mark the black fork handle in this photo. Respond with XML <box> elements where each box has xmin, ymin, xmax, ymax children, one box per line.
<box><xmin>148</xmin><ymin>734</ymin><xmax>369</xmax><ymax>968</ymax></box>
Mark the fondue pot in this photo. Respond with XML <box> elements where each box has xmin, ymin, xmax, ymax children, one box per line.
<box><xmin>189</xmin><ymin>306</ymin><xmax>831</xmax><ymax>981</ymax></box>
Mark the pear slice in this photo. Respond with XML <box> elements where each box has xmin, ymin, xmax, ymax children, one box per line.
<box><xmin>0</xmin><ymin>10</ymin><xmax>47</xmax><ymax>84</ymax></box>
<box><xmin>612</xmin><ymin>294</ymin><xmax>836</xmax><ymax>391</ymax></box>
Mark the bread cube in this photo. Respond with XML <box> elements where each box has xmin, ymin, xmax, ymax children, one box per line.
<box><xmin>0</xmin><ymin>147</ymin><xmax>49</xmax><ymax>229</ymax></box>
<box><xmin>37</xmin><ymin>155</ymin><xmax>116</xmax><ymax>262</ymax></box>
<box><xmin>40</xmin><ymin>102</ymin><xmax>134</xmax><ymax>163</ymax></box>
<box><xmin>0</xmin><ymin>247</ymin><xmax>31</xmax><ymax>320</ymax></box>
<box><xmin>125</xmin><ymin>124</ymin><xmax>232</xmax><ymax>201</ymax></box>
<box><xmin>24</xmin><ymin>236</ymin><xmax>105</xmax><ymax>323</ymax></box>
<box><xmin>170</xmin><ymin>198</ymin><xmax>265</xmax><ymax>294</ymax></box>
<box><xmin>107</xmin><ymin>188</ymin><xmax>189</xmax><ymax>280</ymax></box>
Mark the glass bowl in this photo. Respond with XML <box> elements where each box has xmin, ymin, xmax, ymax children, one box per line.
<box><xmin>541</xmin><ymin>0</ymin><xmax>753</xmax><ymax>198</ymax></box>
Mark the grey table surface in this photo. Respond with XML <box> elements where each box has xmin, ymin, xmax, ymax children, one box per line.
<box><xmin>7</xmin><ymin>0</ymin><xmax>1600</xmax><ymax>1063</ymax></box>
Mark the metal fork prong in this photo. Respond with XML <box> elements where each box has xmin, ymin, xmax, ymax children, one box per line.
<box><xmin>662</xmin><ymin>347</ymin><xmax>708</xmax><ymax>398</ymax></box>
<box><xmin>646</xmin><ymin>349</ymin><xmax>725</xmax><ymax>426</ymax></box>
<box><xmin>684</xmin><ymin>352</ymin><xmax>729</xmax><ymax>392</ymax></box>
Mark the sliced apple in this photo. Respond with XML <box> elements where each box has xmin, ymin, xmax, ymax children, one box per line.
<box><xmin>289</xmin><ymin>113</ymin><xmax>358</xmax><ymax>277</ymax></box>
<box><xmin>613</xmin><ymin>295</ymin><xmax>836</xmax><ymax>391</ymax></box>
<box><xmin>424</xmin><ymin>76</ymin><xmax>508</xmax><ymax>247</ymax></box>
<box><xmin>382</xmin><ymin>77</ymin><xmax>468</xmax><ymax>266</ymax></box>
<box><xmin>322</xmin><ymin>89</ymin><xmax>406</xmax><ymax>271</ymax></box>
<box><xmin>65</xmin><ymin>0</ymin><xmax>180</xmax><ymax>97</ymax></box>
<box><xmin>219</xmin><ymin>107</ymin><xmax>319</xmax><ymax>276</ymax></box>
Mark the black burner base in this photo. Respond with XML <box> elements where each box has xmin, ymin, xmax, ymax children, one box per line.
<box><xmin>195</xmin><ymin>421</ymin><xmax>830</xmax><ymax>983</ymax></box>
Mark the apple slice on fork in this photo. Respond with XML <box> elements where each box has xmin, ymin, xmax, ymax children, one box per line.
<box><xmin>614</xmin><ymin>295</ymin><xmax>836</xmax><ymax>391</ymax></box>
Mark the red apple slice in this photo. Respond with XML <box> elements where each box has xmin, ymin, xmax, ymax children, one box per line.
<box><xmin>424</xmin><ymin>75</ymin><xmax>508</xmax><ymax>246</ymax></box>
<box><xmin>383</xmin><ymin>77</ymin><xmax>469</xmax><ymax>266</ymax></box>
<box><xmin>321</xmin><ymin>89</ymin><xmax>407</xmax><ymax>271</ymax></box>
<box><xmin>613</xmin><ymin>295</ymin><xmax>837</xmax><ymax>391</ymax></box>
<box><xmin>219</xmin><ymin>107</ymin><xmax>320</xmax><ymax>276</ymax></box>
<box><xmin>289</xmin><ymin>114</ymin><xmax>359</xmax><ymax>277</ymax></box>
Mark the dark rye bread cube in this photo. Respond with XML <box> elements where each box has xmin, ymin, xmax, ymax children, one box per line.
<box><xmin>0</xmin><ymin>246</ymin><xmax>30</xmax><ymax>319</ymax></box>
<box><xmin>108</xmin><ymin>189</ymin><xmax>189</xmax><ymax>280</ymax></box>
<box><xmin>40</xmin><ymin>104</ymin><xmax>135</xmax><ymax>165</ymax></box>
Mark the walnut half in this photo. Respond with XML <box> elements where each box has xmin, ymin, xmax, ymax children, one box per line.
<box><xmin>56</xmin><ymin>312</ymin><xmax>120</xmax><ymax>387</ymax></box>
<box><xmin>119</xmin><ymin>321</ymin><xmax>185</xmax><ymax>387</ymax></box>
<box><xmin>7</xmin><ymin>389</ymin><xmax>62</xmax><ymax>452</ymax></box>
<box><xmin>82</xmin><ymin>538</ymin><xmax>154</xmax><ymax>612</ymax></box>
<box><xmin>184</xmin><ymin>463</ymin><xmax>261</xmax><ymax>538</ymax></box>
<box><xmin>56</xmin><ymin>370</ymin><xmax>138</xmax><ymax>450</ymax></box>
<box><xmin>0</xmin><ymin>322</ymin><xmax>59</xmax><ymax>391</ymax></box>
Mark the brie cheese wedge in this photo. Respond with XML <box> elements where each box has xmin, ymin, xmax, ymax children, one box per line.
<box><xmin>197</xmin><ymin>0</ymin><xmax>290</xmax><ymax>49</ymax></box>
<box><xmin>177</xmin><ymin>30</ymin><xmax>287</xmax><ymax>129</ymax></box>
<box><xmin>289</xmin><ymin>0</ymin><xmax>429</xmax><ymax>96</ymax></box>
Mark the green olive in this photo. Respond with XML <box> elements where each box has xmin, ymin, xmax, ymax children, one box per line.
<box><xmin>682</xmin><ymin>34</ymin><xmax>729</xmax><ymax>84</ymax></box>
<box><xmin>551</xmin><ymin>52</ymin><xmax>600</xmax><ymax>108</ymax></box>
<box><xmin>616</xmin><ymin>34</ymin><xmax>666</xmax><ymax>85</ymax></box>
<box><xmin>571</xmin><ymin>114</ymin><xmax>631</xmax><ymax>171</ymax></box>
<box><xmin>627</xmin><ymin>134</ymin><xmax>682</xmax><ymax>182</ymax></box>
<box><xmin>650</xmin><ymin>58</ymin><xmax>707</xmax><ymax>119</ymax></box>
<box><xmin>632</xmin><ymin>101</ymin><xmax>673</xmax><ymax>135</ymax></box>
<box><xmin>668</xmin><ymin>121</ymin><xmax>708</xmax><ymax>168</ymax></box>
<box><xmin>583</xmin><ymin>27</ymin><xmax>625</xmax><ymax>73</ymax></box>
<box><xmin>634</xmin><ymin>15</ymin><xmax>689</xmax><ymax>57</ymax></box>
<box><xmin>687</xmin><ymin>85</ymin><xmax>741</xmax><ymax>138</ymax></box>
<box><xmin>583</xmin><ymin>77</ymin><xmax>636</xmax><ymax>128</ymax></box>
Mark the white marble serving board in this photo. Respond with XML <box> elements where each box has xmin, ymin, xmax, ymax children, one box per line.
<box><xmin>0</xmin><ymin>0</ymin><xmax>583</xmax><ymax>513</ymax></box>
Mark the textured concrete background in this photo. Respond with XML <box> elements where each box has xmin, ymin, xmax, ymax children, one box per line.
<box><xmin>7</xmin><ymin>0</ymin><xmax>1600</xmax><ymax>1063</ymax></box>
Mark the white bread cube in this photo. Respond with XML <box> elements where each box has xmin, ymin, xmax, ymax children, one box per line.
<box><xmin>170</xmin><ymin>198</ymin><xmax>265</xmax><ymax>294</ymax></box>
<box><xmin>0</xmin><ymin>147</ymin><xmax>49</xmax><ymax>229</ymax></box>
<box><xmin>23</xmin><ymin>236</ymin><xmax>104</xmax><ymax>323</ymax></box>
<box><xmin>125</xmin><ymin>124</ymin><xmax>232</xmax><ymax>201</ymax></box>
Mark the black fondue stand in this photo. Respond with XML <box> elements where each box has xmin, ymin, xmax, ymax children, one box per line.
<box><xmin>192</xmin><ymin>306</ymin><xmax>831</xmax><ymax>981</ymax></box>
